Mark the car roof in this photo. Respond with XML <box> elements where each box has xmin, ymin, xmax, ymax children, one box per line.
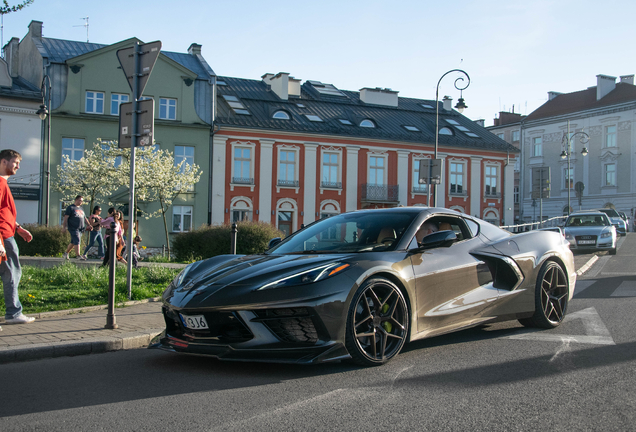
<box><xmin>569</xmin><ymin>211</ymin><xmax>608</xmax><ymax>216</ymax></box>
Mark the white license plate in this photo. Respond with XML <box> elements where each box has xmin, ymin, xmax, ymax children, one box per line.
<box><xmin>578</xmin><ymin>240</ymin><xmax>596</xmax><ymax>245</ymax></box>
<box><xmin>180</xmin><ymin>314</ymin><xmax>209</xmax><ymax>330</ymax></box>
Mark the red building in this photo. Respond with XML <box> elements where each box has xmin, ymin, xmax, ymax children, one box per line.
<box><xmin>211</xmin><ymin>73</ymin><xmax>518</xmax><ymax>233</ymax></box>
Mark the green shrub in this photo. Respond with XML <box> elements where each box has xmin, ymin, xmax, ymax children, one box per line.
<box><xmin>172</xmin><ymin>221</ymin><xmax>283</xmax><ymax>261</ymax></box>
<box><xmin>15</xmin><ymin>224</ymin><xmax>71</xmax><ymax>257</ymax></box>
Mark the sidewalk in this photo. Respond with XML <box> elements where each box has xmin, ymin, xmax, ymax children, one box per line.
<box><xmin>0</xmin><ymin>250</ymin><xmax>605</xmax><ymax>364</ymax></box>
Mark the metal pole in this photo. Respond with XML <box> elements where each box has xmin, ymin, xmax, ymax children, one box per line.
<box><xmin>105</xmin><ymin>222</ymin><xmax>118</xmax><ymax>329</ymax></box>
<box><xmin>434</xmin><ymin>69</ymin><xmax>470</xmax><ymax>208</ymax></box>
<box><xmin>230</xmin><ymin>223</ymin><xmax>237</xmax><ymax>254</ymax></box>
<box><xmin>567</xmin><ymin>120</ymin><xmax>571</xmax><ymax>215</ymax></box>
<box><xmin>126</xmin><ymin>42</ymin><xmax>140</xmax><ymax>299</ymax></box>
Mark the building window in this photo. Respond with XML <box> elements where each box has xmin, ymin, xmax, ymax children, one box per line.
<box><xmin>278</xmin><ymin>149</ymin><xmax>297</xmax><ymax>186</ymax></box>
<box><xmin>172</xmin><ymin>205</ymin><xmax>192</xmax><ymax>232</ymax></box>
<box><xmin>232</xmin><ymin>209</ymin><xmax>252</xmax><ymax>222</ymax></box>
<box><xmin>101</xmin><ymin>142</ymin><xmax>122</xmax><ymax>167</ymax></box>
<box><xmin>273</xmin><ymin>110</ymin><xmax>290</xmax><ymax>120</ymax></box>
<box><xmin>159</xmin><ymin>98</ymin><xmax>177</xmax><ymax>120</ymax></box>
<box><xmin>174</xmin><ymin>145</ymin><xmax>194</xmax><ymax>173</ymax></box>
<box><xmin>360</xmin><ymin>119</ymin><xmax>375</xmax><ymax>128</ymax></box>
<box><xmin>497</xmin><ymin>133</ymin><xmax>504</xmax><ymax>139</ymax></box>
<box><xmin>512</xmin><ymin>130</ymin><xmax>520</xmax><ymax>141</ymax></box>
<box><xmin>338</xmin><ymin>119</ymin><xmax>353</xmax><ymax>125</ymax></box>
<box><xmin>278</xmin><ymin>211</ymin><xmax>293</xmax><ymax>237</ymax></box>
<box><xmin>439</xmin><ymin>127</ymin><xmax>453</xmax><ymax>135</ymax></box>
<box><xmin>110</xmin><ymin>93</ymin><xmax>129</xmax><ymax>115</ymax></box>
<box><xmin>369</xmin><ymin>155</ymin><xmax>386</xmax><ymax>186</ymax></box>
<box><xmin>233</xmin><ymin>146</ymin><xmax>252</xmax><ymax>183</ymax></box>
<box><xmin>563</xmin><ymin>167</ymin><xmax>574</xmax><ymax>190</ymax></box>
<box><xmin>305</xmin><ymin>114</ymin><xmax>323</xmax><ymax>122</ymax></box>
<box><xmin>514</xmin><ymin>186</ymin><xmax>519</xmax><ymax>203</ymax></box>
<box><xmin>605</xmin><ymin>125</ymin><xmax>617</xmax><ymax>148</ymax></box>
<box><xmin>62</xmin><ymin>138</ymin><xmax>85</xmax><ymax>165</ymax></box>
<box><xmin>485</xmin><ymin>165</ymin><xmax>498</xmax><ymax>196</ymax></box>
<box><xmin>412</xmin><ymin>159</ymin><xmax>428</xmax><ymax>193</ymax></box>
<box><xmin>449</xmin><ymin>162</ymin><xmax>465</xmax><ymax>194</ymax></box>
<box><xmin>322</xmin><ymin>151</ymin><xmax>340</xmax><ymax>188</ymax></box>
<box><xmin>404</xmin><ymin>125</ymin><xmax>420</xmax><ymax>132</ymax></box>
<box><xmin>532</xmin><ymin>137</ymin><xmax>542</xmax><ymax>157</ymax></box>
<box><xmin>605</xmin><ymin>163</ymin><xmax>616</xmax><ymax>186</ymax></box>
<box><xmin>85</xmin><ymin>91</ymin><xmax>104</xmax><ymax>114</ymax></box>
<box><xmin>231</xmin><ymin>197</ymin><xmax>253</xmax><ymax>223</ymax></box>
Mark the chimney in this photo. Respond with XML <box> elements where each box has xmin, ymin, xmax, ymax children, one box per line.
<box><xmin>620</xmin><ymin>75</ymin><xmax>634</xmax><ymax>85</ymax></box>
<box><xmin>3</xmin><ymin>37</ymin><xmax>19</xmax><ymax>78</ymax></box>
<box><xmin>474</xmin><ymin>119</ymin><xmax>485</xmax><ymax>127</ymax></box>
<box><xmin>188</xmin><ymin>43</ymin><xmax>202</xmax><ymax>56</ymax></box>
<box><xmin>596</xmin><ymin>74</ymin><xmax>616</xmax><ymax>100</ymax></box>
<box><xmin>359</xmin><ymin>87</ymin><xmax>399</xmax><ymax>107</ymax></box>
<box><xmin>288</xmin><ymin>76</ymin><xmax>301</xmax><ymax>97</ymax></box>
<box><xmin>548</xmin><ymin>91</ymin><xmax>562</xmax><ymax>100</ymax></box>
<box><xmin>263</xmin><ymin>72</ymin><xmax>289</xmax><ymax>100</ymax></box>
<box><xmin>442</xmin><ymin>96</ymin><xmax>452</xmax><ymax>111</ymax></box>
<box><xmin>28</xmin><ymin>20</ymin><xmax>43</xmax><ymax>38</ymax></box>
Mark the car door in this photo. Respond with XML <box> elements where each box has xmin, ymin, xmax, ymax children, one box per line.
<box><xmin>410</xmin><ymin>216</ymin><xmax>498</xmax><ymax>335</ymax></box>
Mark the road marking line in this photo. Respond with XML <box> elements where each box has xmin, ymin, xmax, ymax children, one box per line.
<box><xmin>506</xmin><ymin>307</ymin><xmax>615</xmax><ymax>345</ymax></box>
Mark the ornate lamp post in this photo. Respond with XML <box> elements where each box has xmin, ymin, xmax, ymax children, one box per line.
<box><xmin>35</xmin><ymin>75</ymin><xmax>52</xmax><ymax>226</ymax></box>
<box><xmin>434</xmin><ymin>69</ymin><xmax>470</xmax><ymax>207</ymax></box>
<box><xmin>560</xmin><ymin>121</ymin><xmax>589</xmax><ymax>215</ymax></box>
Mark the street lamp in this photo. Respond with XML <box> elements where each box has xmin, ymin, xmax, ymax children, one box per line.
<box><xmin>434</xmin><ymin>69</ymin><xmax>470</xmax><ymax>207</ymax></box>
<box><xmin>560</xmin><ymin>122</ymin><xmax>589</xmax><ymax>215</ymax></box>
<box><xmin>36</xmin><ymin>75</ymin><xmax>52</xmax><ymax>226</ymax></box>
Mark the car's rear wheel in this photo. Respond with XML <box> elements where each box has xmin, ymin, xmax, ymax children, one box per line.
<box><xmin>345</xmin><ymin>277</ymin><xmax>409</xmax><ymax>366</ymax></box>
<box><xmin>519</xmin><ymin>261</ymin><xmax>569</xmax><ymax>328</ymax></box>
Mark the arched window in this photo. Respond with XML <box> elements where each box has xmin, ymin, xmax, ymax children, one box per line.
<box><xmin>272</xmin><ymin>110</ymin><xmax>290</xmax><ymax>120</ymax></box>
<box><xmin>360</xmin><ymin>119</ymin><xmax>375</xmax><ymax>128</ymax></box>
<box><xmin>439</xmin><ymin>127</ymin><xmax>453</xmax><ymax>135</ymax></box>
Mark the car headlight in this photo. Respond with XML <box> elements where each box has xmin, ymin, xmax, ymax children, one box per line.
<box><xmin>173</xmin><ymin>264</ymin><xmax>193</xmax><ymax>287</ymax></box>
<box><xmin>565</xmin><ymin>232</ymin><xmax>574</xmax><ymax>240</ymax></box>
<box><xmin>601</xmin><ymin>232</ymin><xmax>612</xmax><ymax>238</ymax></box>
<box><xmin>258</xmin><ymin>262</ymin><xmax>351</xmax><ymax>290</ymax></box>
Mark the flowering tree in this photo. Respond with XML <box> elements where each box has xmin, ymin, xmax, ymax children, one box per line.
<box><xmin>55</xmin><ymin>140</ymin><xmax>120</xmax><ymax>215</ymax></box>
<box><xmin>129</xmin><ymin>148</ymin><xmax>202</xmax><ymax>257</ymax></box>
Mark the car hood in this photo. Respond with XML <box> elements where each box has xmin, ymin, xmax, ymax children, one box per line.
<box><xmin>564</xmin><ymin>226</ymin><xmax>613</xmax><ymax>235</ymax></box>
<box><xmin>166</xmin><ymin>253</ymin><xmax>352</xmax><ymax>309</ymax></box>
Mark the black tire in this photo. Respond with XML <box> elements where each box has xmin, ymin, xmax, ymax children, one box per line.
<box><xmin>345</xmin><ymin>277</ymin><xmax>409</xmax><ymax>366</ymax></box>
<box><xmin>519</xmin><ymin>261</ymin><xmax>569</xmax><ymax>329</ymax></box>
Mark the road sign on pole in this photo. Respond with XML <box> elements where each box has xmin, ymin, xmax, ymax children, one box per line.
<box><xmin>116</xmin><ymin>41</ymin><xmax>161</xmax><ymax>99</ymax></box>
<box><xmin>118</xmin><ymin>99</ymin><xmax>155</xmax><ymax>148</ymax></box>
<box><xmin>531</xmin><ymin>167</ymin><xmax>551</xmax><ymax>199</ymax></box>
<box><xmin>418</xmin><ymin>159</ymin><xmax>442</xmax><ymax>184</ymax></box>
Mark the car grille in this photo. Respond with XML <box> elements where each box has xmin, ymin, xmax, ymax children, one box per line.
<box><xmin>252</xmin><ymin>308</ymin><xmax>319</xmax><ymax>344</ymax></box>
<box><xmin>575</xmin><ymin>235</ymin><xmax>597</xmax><ymax>245</ymax></box>
<box><xmin>163</xmin><ymin>307</ymin><xmax>253</xmax><ymax>342</ymax></box>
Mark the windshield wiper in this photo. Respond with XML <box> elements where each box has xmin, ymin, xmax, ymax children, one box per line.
<box><xmin>286</xmin><ymin>250</ymin><xmax>336</xmax><ymax>255</ymax></box>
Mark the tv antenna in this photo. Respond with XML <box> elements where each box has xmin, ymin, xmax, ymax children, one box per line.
<box><xmin>73</xmin><ymin>17</ymin><xmax>89</xmax><ymax>42</ymax></box>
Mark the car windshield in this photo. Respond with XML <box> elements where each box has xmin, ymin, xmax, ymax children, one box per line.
<box><xmin>599</xmin><ymin>209</ymin><xmax>619</xmax><ymax>218</ymax></box>
<box><xmin>268</xmin><ymin>211</ymin><xmax>419</xmax><ymax>254</ymax></box>
<box><xmin>565</xmin><ymin>215</ymin><xmax>609</xmax><ymax>227</ymax></box>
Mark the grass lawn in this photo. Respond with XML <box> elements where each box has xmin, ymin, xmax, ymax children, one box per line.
<box><xmin>3</xmin><ymin>263</ymin><xmax>180</xmax><ymax>314</ymax></box>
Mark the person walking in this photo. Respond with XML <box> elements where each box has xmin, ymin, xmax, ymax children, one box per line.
<box><xmin>0</xmin><ymin>149</ymin><xmax>35</xmax><ymax>326</ymax></box>
<box><xmin>62</xmin><ymin>195</ymin><xmax>92</xmax><ymax>260</ymax></box>
<box><xmin>82</xmin><ymin>205</ymin><xmax>104</xmax><ymax>259</ymax></box>
<box><xmin>100</xmin><ymin>208</ymin><xmax>125</xmax><ymax>267</ymax></box>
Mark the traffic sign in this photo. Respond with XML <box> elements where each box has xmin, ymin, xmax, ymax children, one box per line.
<box><xmin>116</xmin><ymin>41</ymin><xmax>162</xmax><ymax>99</ymax></box>
<box><xmin>418</xmin><ymin>159</ymin><xmax>442</xmax><ymax>184</ymax></box>
<box><xmin>531</xmin><ymin>167</ymin><xmax>551</xmax><ymax>199</ymax></box>
<box><xmin>118</xmin><ymin>99</ymin><xmax>155</xmax><ymax>148</ymax></box>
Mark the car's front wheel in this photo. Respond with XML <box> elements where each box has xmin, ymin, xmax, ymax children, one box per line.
<box><xmin>519</xmin><ymin>261</ymin><xmax>569</xmax><ymax>328</ymax></box>
<box><xmin>345</xmin><ymin>277</ymin><xmax>409</xmax><ymax>366</ymax></box>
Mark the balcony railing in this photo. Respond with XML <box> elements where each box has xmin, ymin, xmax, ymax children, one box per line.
<box><xmin>321</xmin><ymin>181</ymin><xmax>342</xmax><ymax>189</ymax></box>
<box><xmin>232</xmin><ymin>177</ymin><xmax>254</xmax><ymax>185</ymax></box>
<box><xmin>277</xmin><ymin>179</ymin><xmax>299</xmax><ymax>187</ymax></box>
<box><xmin>361</xmin><ymin>183</ymin><xmax>399</xmax><ymax>203</ymax></box>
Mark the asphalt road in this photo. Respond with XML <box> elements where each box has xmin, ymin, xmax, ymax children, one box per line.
<box><xmin>1</xmin><ymin>242</ymin><xmax>635</xmax><ymax>431</ymax></box>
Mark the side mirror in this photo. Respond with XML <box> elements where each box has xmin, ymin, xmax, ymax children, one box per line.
<box><xmin>418</xmin><ymin>230</ymin><xmax>457</xmax><ymax>249</ymax></box>
<box><xmin>268</xmin><ymin>237</ymin><xmax>282</xmax><ymax>249</ymax></box>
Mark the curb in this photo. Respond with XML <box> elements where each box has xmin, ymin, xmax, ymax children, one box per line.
<box><xmin>0</xmin><ymin>329</ymin><xmax>163</xmax><ymax>364</ymax></box>
<box><xmin>576</xmin><ymin>255</ymin><xmax>599</xmax><ymax>276</ymax></box>
<box><xmin>0</xmin><ymin>297</ymin><xmax>162</xmax><ymax>322</ymax></box>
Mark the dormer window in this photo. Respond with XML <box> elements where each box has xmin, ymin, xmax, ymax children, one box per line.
<box><xmin>339</xmin><ymin>119</ymin><xmax>353</xmax><ymax>125</ymax></box>
<box><xmin>404</xmin><ymin>125</ymin><xmax>420</xmax><ymax>132</ymax></box>
<box><xmin>360</xmin><ymin>119</ymin><xmax>375</xmax><ymax>128</ymax></box>
<box><xmin>439</xmin><ymin>127</ymin><xmax>453</xmax><ymax>135</ymax></box>
<box><xmin>305</xmin><ymin>114</ymin><xmax>323</xmax><ymax>122</ymax></box>
<box><xmin>273</xmin><ymin>110</ymin><xmax>290</xmax><ymax>120</ymax></box>
<box><xmin>222</xmin><ymin>94</ymin><xmax>251</xmax><ymax>115</ymax></box>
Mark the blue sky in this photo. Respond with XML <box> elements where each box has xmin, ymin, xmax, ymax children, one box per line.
<box><xmin>2</xmin><ymin>0</ymin><xmax>632</xmax><ymax>126</ymax></box>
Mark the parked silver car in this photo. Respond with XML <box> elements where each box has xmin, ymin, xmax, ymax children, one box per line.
<box><xmin>563</xmin><ymin>211</ymin><xmax>617</xmax><ymax>255</ymax></box>
<box><xmin>593</xmin><ymin>208</ymin><xmax>627</xmax><ymax>236</ymax></box>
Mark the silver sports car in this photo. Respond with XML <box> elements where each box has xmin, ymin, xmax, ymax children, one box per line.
<box><xmin>563</xmin><ymin>211</ymin><xmax>617</xmax><ymax>255</ymax></box>
<box><xmin>151</xmin><ymin>207</ymin><xmax>577</xmax><ymax>366</ymax></box>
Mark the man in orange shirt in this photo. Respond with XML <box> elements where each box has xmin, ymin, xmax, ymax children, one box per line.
<box><xmin>0</xmin><ymin>149</ymin><xmax>35</xmax><ymax>327</ymax></box>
